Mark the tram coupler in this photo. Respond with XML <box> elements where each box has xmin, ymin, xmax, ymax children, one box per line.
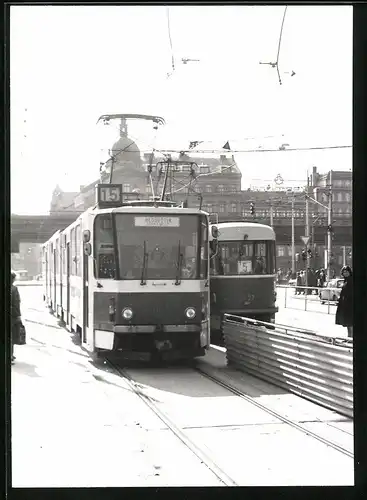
<box><xmin>154</xmin><ymin>339</ymin><xmax>173</xmax><ymax>351</ymax></box>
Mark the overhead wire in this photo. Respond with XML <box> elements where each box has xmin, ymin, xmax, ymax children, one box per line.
<box><xmin>97</xmin><ymin>144</ymin><xmax>351</xmax><ymax>155</ymax></box>
<box><xmin>158</xmin><ymin>145</ymin><xmax>352</xmax><ymax>154</ymax></box>
<box><xmin>166</xmin><ymin>6</ymin><xmax>175</xmax><ymax>77</ymax></box>
<box><xmin>276</xmin><ymin>5</ymin><xmax>288</xmax><ymax>85</ymax></box>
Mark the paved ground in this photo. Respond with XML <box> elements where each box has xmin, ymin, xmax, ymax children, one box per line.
<box><xmin>11</xmin><ymin>285</ymin><xmax>354</xmax><ymax>487</ymax></box>
<box><xmin>275</xmin><ymin>287</ymin><xmax>347</xmax><ymax>338</ymax></box>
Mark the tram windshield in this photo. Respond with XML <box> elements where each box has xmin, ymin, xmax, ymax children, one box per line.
<box><xmin>211</xmin><ymin>240</ymin><xmax>276</xmax><ymax>276</ymax></box>
<box><xmin>94</xmin><ymin>213</ymin><xmax>208</xmax><ymax>280</ymax></box>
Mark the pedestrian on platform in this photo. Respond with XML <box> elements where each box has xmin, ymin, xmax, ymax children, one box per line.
<box><xmin>296</xmin><ymin>271</ymin><xmax>302</xmax><ymax>295</ymax></box>
<box><xmin>335</xmin><ymin>266</ymin><xmax>353</xmax><ymax>338</ymax></box>
<box><xmin>11</xmin><ymin>271</ymin><xmax>22</xmax><ymax>364</ymax></box>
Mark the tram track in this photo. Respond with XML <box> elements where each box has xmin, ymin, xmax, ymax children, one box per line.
<box><xmin>194</xmin><ymin>365</ymin><xmax>354</xmax><ymax>459</ymax></box>
<box><xmin>104</xmin><ymin>356</ymin><xmax>353</xmax><ymax>488</ymax></box>
<box><xmin>105</xmin><ymin>359</ymin><xmax>239</xmax><ymax>487</ymax></box>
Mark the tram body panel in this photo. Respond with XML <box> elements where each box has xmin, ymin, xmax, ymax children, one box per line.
<box><xmin>210</xmin><ymin>275</ymin><xmax>277</xmax><ymax>319</ymax></box>
<box><xmin>43</xmin><ymin>231</ymin><xmax>61</xmax><ymax>312</ymax></box>
<box><xmin>54</xmin><ymin>235</ymin><xmax>63</xmax><ymax>318</ymax></box>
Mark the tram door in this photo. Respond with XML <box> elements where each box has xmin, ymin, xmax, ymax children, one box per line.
<box><xmin>66</xmin><ymin>242</ymin><xmax>71</xmax><ymax>325</ymax></box>
<box><xmin>53</xmin><ymin>248</ymin><xmax>57</xmax><ymax>310</ymax></box>
<box><xmin>82</xmin><ymin>246</ymin><xmax>89</xmax><ymax>344</ymax></box>
<box><xmin>59</xmin><ymin>241</ymin><xmax>63</xmax><ymax>313</ymax></box>
<box><xmin>45</xmin><ymin>254</ymin><xmax>48</xmax><ymax>302</ymax></box>
<box><xmin>48</xmin><ymin>246</ymin><xmax>52</xmax><ymax>306</ymax></box>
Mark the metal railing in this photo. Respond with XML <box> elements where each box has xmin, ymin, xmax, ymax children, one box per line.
<box><xmin>276</xmin><ymin>284</ymin><xmax>341</xmax><ymax>315</ymax></box>
<box><xmin>14</xmin><ymin>280</ymin><xmax>43</xmax><ymax>287</ymax></box>
<box><xmin>223</xmin><ymin>314</ymin><xmax>353</xmax><ymax>418</ymax></box>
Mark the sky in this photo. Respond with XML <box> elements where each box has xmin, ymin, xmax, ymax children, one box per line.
<box><xmin>10</xmin><ymin>5</ymin><xmax>353</xmax><ymax>214</ymax></box>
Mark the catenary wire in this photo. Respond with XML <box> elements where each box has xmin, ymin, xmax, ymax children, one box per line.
<box><xmin>276</xmin><ymin>6</ymin><xmax>288</xmax><ymax>85</ymax></box>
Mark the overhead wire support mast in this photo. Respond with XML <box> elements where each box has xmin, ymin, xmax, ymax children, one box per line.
<box><xmin>160</xmin><ymin>157</ymin><xmax>171</xmax><ymax>201</ymax></box>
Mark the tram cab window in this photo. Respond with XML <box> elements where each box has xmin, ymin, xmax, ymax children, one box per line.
<box><xmin>94</xmin><ymin>215</ymin><xmax>116</xmax><ymax>279</ymax></box>
<box><xmin>114</xmin><ymin>214</ymin><xmax>204</xmax><ymax>280</ymax></box>
<box><xmin>212</xmin><ymin>240</ymin><xmax>275</xmax><ymax>276</ymax></box>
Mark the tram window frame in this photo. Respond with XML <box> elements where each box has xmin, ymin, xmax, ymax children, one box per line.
<box><xmin>212</xmin><ymin>240</ymin><xmax>275</xmax><ymax>276</ymax></box>
<box><xmin>55</xmin><ymin>239</ymin><xmax>59</xmax><ymax>275</ymax></box>
<box><xmin>75</xmin><ymin>224</ymin><xmax>81</xmax><ymax>277</ymax></box>
<box><xmin>93</xmin><ymin>214</ymin><xmax>117</xmax><ymax>280</ymax></box>
<box><xmin>62</xmin><ymin>237</ymin><xmax>67</xmax><ymax>276</ymax></box>
<box><xmin>70</xmin><ymin>228</ymin><xmax>76</xmax><ymax>276</ymax></box>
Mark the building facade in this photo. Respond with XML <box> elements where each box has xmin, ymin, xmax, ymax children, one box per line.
<box><xmin>50</xmin><ymin>130</ymin><xmax>352</xmax><ymax>277</ymax></box>
<box><xmin>11</xmin><ymin>242</ymin><xmax>42</xmax><ymax>279</ymax></box>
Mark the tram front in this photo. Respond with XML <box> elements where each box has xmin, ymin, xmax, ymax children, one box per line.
<box><xmin>93</xmin><ymin>207</ymin><xmax>210</xmax><ymax>360</ymax></box>
<box><xmin>209</xmin><ymin>222</ymin><xmax>278</xmax><ymax>341</ymax></box>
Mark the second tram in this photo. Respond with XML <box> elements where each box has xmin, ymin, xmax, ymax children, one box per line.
<box><xmin>209</xmin><ymin>221</ymin><xmax>278</xmax><ymax>341</ymax></box>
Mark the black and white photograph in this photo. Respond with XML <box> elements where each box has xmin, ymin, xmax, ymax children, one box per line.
<box><xmin>9</xmin><ymin>4</ymin><xmax>355</xmax><ymax>488</ymax></box>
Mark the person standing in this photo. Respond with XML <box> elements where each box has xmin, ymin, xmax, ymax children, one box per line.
<box><xmin>11</xmin><ymin>271</ymin><xmax>22</xmax><ymax>363</ymax></box>
<box><xmin>295</xmin><ymin>271</ymin><xmax>302</xmax><ymax>295</ymax></box>
<box><xmin>335</xmin><ymin>266</ymin><xmax>353</xmax><ymax>338</ymax></box>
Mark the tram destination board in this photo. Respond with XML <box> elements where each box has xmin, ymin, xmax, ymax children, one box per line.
<box><xmin>134</xmin><ymin>216</ymin><xmax>180</xmax><ymax>227</ymax></box>
<box><xmin>96</xmin><ymin>184</ymin><xmax>123</xmax><ymax>207</ymax></box>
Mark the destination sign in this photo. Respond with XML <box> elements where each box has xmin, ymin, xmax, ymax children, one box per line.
<box><xmin>134</xmin><ymin>216</ymin><xmax>180</xmax><ymax>227</ymax></box>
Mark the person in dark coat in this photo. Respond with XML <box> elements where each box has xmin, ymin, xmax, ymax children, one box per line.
<box><xmin>295</xmin><ymin>271</ymin><xmax>302</xmax><ymax>295</ymax></box>
<box><xmin>11</xmin><ymin>271</ymin><xmax>22</xmax><ymax>363</ymax></box>
<box><xmin>335</xmin><ymin>266</ymin><xmax>353</xmax><ymax>338</ymax></box>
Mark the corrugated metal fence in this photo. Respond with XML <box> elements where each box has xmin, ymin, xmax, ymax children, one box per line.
<box><xmin>223</xmin><ymin>314</ymin><xmax>353</xmax><ymax>418</ymax></box>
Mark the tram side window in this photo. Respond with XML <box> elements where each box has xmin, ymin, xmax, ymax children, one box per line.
<box><xmin>55</xmin><ymin>240</ymin><xmax>59</xmax><ymax>275</ymax></box>
<box><xmin>71</xmin><ymin>228</ymin><xmax>75</xmax><ymax>275</ymax></box>
<box><xmin>63</xmin><ymin>237</ymin><xmax>67</xmax><ymax>276</ymax></box>
<box><xmin>75</xmin><ymin>225</ymin><xmax>81</xmax><ymax>277</ymax></box>
<box><xmin>94</xmin><ymin>214</ymin><xmax>116</xmax><ymax>279</ymax></box>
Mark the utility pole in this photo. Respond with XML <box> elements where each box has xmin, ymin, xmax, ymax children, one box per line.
<box><xmin>327</xmin><ymin>185</ymin><xmax>333</xmax><ymax>281</ymax></box>
<box><xmin>291</xmin><ymin>195</ymin><xmax>295</xmax><ymax>274</ymax></box>
<box><xmin>305</xmin><ymin>193</ymin><xmax>332</xmax><ymax>282</ymax></box>
<box><xmin>270</xmin><ymin>204</ymin><xmax>274</xmax><ymax>228</ymax></box>
<box><xmin>305</xmin><ymin>194</ymin><xmax>310</xmax><ymax>290</ymax></box>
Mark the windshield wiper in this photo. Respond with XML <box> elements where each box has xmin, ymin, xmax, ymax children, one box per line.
<box><xmin>140</xmin><ymin>240</ymin><xmax>148</xmax><ymax>286</ymax></box>
<box><xmin>175</xmin><ymin>240</ymin><xmax>183</xmax><ymax>286</ymax></box>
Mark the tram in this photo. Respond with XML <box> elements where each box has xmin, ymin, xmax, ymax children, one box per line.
<box><xmin>209</xmin><ymin>221</ymin><xmax>278</xmax><ymax>341</ymax></box>
<box><xmin>42</xmin><ymin>183</ymin><xmax>214</xmax><ymax>361</ymax></box>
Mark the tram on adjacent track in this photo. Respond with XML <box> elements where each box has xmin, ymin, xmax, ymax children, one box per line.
<box><xmin>42</xmin><ymin>184</ymin><xmax>213</xmax><ymax>361</ymax></box>
<box><xmin>209</xmin><ymin>221</ymin><xmax>278</xmax><ymax>342</ymax></box>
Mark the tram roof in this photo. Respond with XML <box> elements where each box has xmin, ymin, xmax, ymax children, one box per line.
<box><xmin>210</xmin><ymin>221</ymin><xmax>275</xmax><ymax>241</ymax></box>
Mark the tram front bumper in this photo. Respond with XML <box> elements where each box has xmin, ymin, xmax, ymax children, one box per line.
<box><xmin>109</xmin><ymin>322</ymin><xmax>208</xmax><ymax>355</ymax></box>
<box><xmin>113</xmin><ymin>324</ymin><xmax>201</xmax><ymax>334</ymax></box>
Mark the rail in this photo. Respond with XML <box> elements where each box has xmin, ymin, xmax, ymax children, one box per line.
<box><xmin>222</xmin><ymin>314</ymin><xmax>353</xmax><ymax>418</ymax></box>
<box><xmin>276</xmin><ymin>284</ymin><xmax>342</xmax><ymax>315</ymax></box>
<box><xmin>106</xmin><ymin>360</ymin><xmax>238</xmax><ymax>486</ymax></box>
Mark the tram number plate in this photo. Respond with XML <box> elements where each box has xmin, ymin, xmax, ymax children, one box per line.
<box><xmin>134</xmin><ymin>216</ymin><xmax>180</xmax><ymax>227</ymax></box>
<box><xmin>238</xmin><ymin>260</ymin><xmax>252</xmax><ymax>274</ymax></box>
<box><xmin>98</xmin><ymin>185</ymin><xmax>122</xmax><ymax>203</ymax></box>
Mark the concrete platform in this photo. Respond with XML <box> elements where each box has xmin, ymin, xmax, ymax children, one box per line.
<box><xmin>11</xmin><ymin>324</ymin><xmax>222</xmax><ymax>487</ymax></box>
<box><xmin>11</xmin><ymin>285</ymin><xmax>354</xmax><ymax>487</ymax></box>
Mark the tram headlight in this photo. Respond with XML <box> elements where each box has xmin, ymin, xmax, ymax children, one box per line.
<box><xmin>185</xmin><ymin>307</ymin><xmax>196</xmax><ymax>319</ymax></box>
<box><xmin>122</xmin><ymin>307</ymin><xmax>133</xmax><ymax>320</ymax></box>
